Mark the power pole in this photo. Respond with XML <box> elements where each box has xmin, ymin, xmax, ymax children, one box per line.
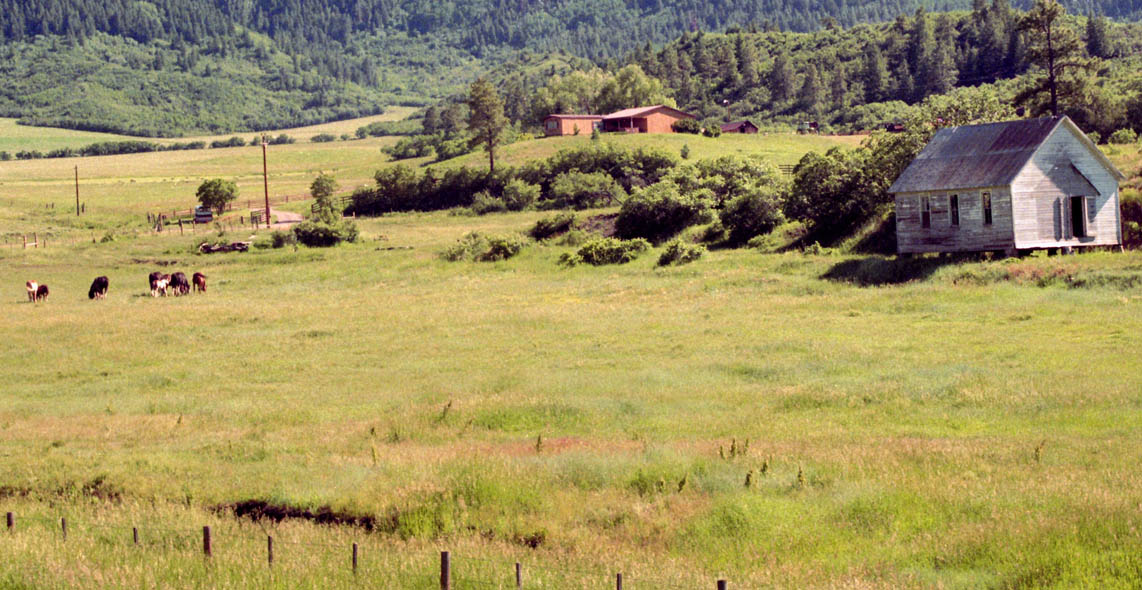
<box><xmin>262</xmin><ymin>135</ymin><xmax>271</xmax><ymax>228</ymax></box>
<box><xmin>75</xmin><ymin>166</ymin><xmax>80</xmax><ymax>216</ymax></box>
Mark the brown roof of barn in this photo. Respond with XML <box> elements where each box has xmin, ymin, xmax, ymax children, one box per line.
<box><xmin>889</xmin><ymin>117</ymin><xmax>1067</xmax><ymax>194</ymax></box>
<box><xmin>721</xmin><ymin>120</ymin><xmax>757</xmax><ymax>132</ymax></box>
<box><xmin>544</xmin><ymin>114</ymin><xmax>603</xmax><ymax>120</ymax></box>
<box><xmin>602</xmin><ymin>105</ymin><xmax>695</xmax><ymax>120</ymax></box>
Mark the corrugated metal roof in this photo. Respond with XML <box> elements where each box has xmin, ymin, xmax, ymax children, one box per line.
<box><xmin>545</xmin><ymin>114</ymin><xmax>603</xmax><ymax>120</ymax></box>
<box><xmin>888</xmin><ymin>117</ymin><xmax>1063</xmax><ymax>193</ymax></box>
<box><xmin>602</xmin><ymin>105</ymin><xmax>695</xmax><ymax>120</ymax></box>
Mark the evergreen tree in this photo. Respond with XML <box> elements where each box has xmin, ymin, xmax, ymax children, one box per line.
<box><xmin>1085</xmin><ymin>10</ymin><xmax>1111</xmax><ymax>58</ymax></box>
<box><xmin>735</xmin><ymin>34</ymin><xmax>761</xmax><ymax>88</ymax></box>
<box><xmin>768</xmin><ymin>50</ymin><xmax>794</xmax><ymax>105</ymax></box>
<box><xmin>797</xmin><ymin>63</ymin><xmax>823</xmax><ymax>117</ymax></box>
<box><xmin>467</xmin><ymin>78</ymin><xmax>508</xmax><ymax>173</ymax></box>
<box><xmin>861</xmin><ymin>43</ymin><xmax>888</xmax><ymax>104</ymax></box>
<box><xmin>1018</xmin><ymin>0</ymin><xmax>1097</xmax><ymax>116</ymax></box>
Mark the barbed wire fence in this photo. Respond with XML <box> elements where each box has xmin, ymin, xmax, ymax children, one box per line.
<box><xmin>3</xmin><ymin>511</ymin><xmax>731</xmax><ymax>589</ymax></box>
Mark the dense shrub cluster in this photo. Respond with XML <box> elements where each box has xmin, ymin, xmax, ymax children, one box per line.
<box><xmin>671</xmin><ymin>119</ymin><xmax>702</xmax><ymax>134</ymax></box>
<box><xmin>1108</xmin><ymin>129</ymin><xmax>1139</xmax><ymax>145</ymax></box>
<box><xmin>441</xmin><ymin>232</ymin><xmax>526</xmax><ymax>262</ymax></box>
<box><xmin>657</xmin><ymin>239</ymin><xmax>706</xmax><ymax>266</ymax></box>
<box><xmin>560</xmin><ymin>237</ymin><xmax>650</xmax><ymax>266</ymax></box>
<box><xmin>615</xmin><ymin>183</ymin><xmax>712</xmax><ymax>243</ymax></box>
<box><xmin>293</xmin><ymin>220</ymin><xmax>359</xmax><ymax>247</ymax></box>
<box><xmin>529</xmin><ymin>213</ymin><xmax>576</xmax><ymax>240</ymax></box>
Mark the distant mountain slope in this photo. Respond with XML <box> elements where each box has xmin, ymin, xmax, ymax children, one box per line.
<box><xmin>0</xmin><ymin>0</ymin><xmax>1140</xmax><ymax>135</ymax></box>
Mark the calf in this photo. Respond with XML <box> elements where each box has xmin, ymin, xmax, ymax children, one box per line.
<box><xmin>34</xmin><ymin>284</ymin><xmax>49</xmax><ymax>302</ymax></box>
<box><xmin>169</xmin><ymin>272</ymin><xmax>190</xmax><ymax>296</ymax></box>
<box><xmin>149</xmin><ymin>272</ymin><xmax>171</xmax><ymax>297</ymax></box>
<box><xmin>88</xmin><ymin>276</ymin><xmax>109</xmax><ymax>300</ymax></box>
<box><xmin>192</xmin><ymin>272</ymin><xmax>207</xmax><ymax>293</ymax></box>
<box><xmin>26</xmin><ymin>281</ymin><xmax>38</xmax><ymax>302</ymax></box>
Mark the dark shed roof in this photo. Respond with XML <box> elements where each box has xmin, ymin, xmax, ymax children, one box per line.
<box><xmin>888</xmin><ymin>117</ymin><xmax>1063</xmax><ymax>193</ymax></box>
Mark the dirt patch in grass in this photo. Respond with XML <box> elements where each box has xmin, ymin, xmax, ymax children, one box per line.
<box><xmin>218</xmin><ymin>499</ymin><xmax>380</xmax><ymax>531</ymax></box>
<box><xmin>580</xmin><ymin>213</ymin><xmax>618</xmax><ymax>238</ymax></box>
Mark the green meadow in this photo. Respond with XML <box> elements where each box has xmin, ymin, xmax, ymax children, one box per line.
<box><xmin>1</xmin><ymin>124</ymin><xmax>1141</xmax><ymax>589</ymax></box>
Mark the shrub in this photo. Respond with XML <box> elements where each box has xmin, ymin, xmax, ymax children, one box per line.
<box><xmin>384</xmin><ymin>135</ymin><xmax>436</xmax><ymax>159</ymax></box>
<box><xmin>530</xmin><ymin>213</ymin><xmax>577</xmax><ymax>240</ymax></box>
<box><xmin>657</xmin><ymin>239</ymin><xmax>706</xmax><ymax>266</ymax></box>
<box><xmin>614</xmin><ymin>182</ymin><xmax>712</xmax><ymax>243</ymax></box>
<box><xmin>471</xmin><ymin>191</ymin><xmax>507</xmax><ymax>215</ymax></box>
<box><xmin>719</xmin><ymin>189</ymin><xmax>786</xmax><ymax>244</ymax></box>
<box><xmin>703</xmin><ymin>124</ymin><xmax>722</xmax><ymax>138</ymax></box>
<box><xmin>672</xmin><ymin>119</ymin><xmax>702</xmax><ymax>134</ymax></box>
<box><xmin>210</xmin><ymin>136</ymin><xmax>246</xmax><ymax>148</ymax></box>
<box><xmin>311</xmin><ymin>133</ymin><xmax>337</xmax><ymax>143</ymax></box>
<box><xmin>293</xmin><ymin>220</ymin><xmax>358</xmax><ymax>247</ymax></box>
<box><xmin>270</xmin><ymin>230</ymin><xmax>295</xmax><ymax>248</ymax></box>
<box><xmin>1122</xmin><ymin>189</ymin><xmax>1142</xmax><ymax>248</ymax></box>
<box><xmin>680</xmin><ymin>144</ymin><xmax>690</xmax><ymax>159</ymax></box>
<box><xmin>567</xmin><ymin>237</ymin><xmax>651</xmax><ymax>266</ymax></box>
<box><xmin>545</xmin><ymin>171</ymin><xmax>627</xmax><ymax>209</ymax></box>
<box><xmin>501</xmin><ymin>179</ymin><xmax>540</xmax><ymax>211</ymax></box>
<box><xmin>480</xmin><ymin>234</ymin><xmax>526</xmax><ymax>261</ymax></box>
<box><xmin>1108</xmin><ymin>128</ymin><xmax>1139</xmax><ymax>145</ymax></box>
<box><xmin>441</xmin><ymin>232</ymin><xmax>526</xmax><ymax>261</ymax></box>
<box><xmin>1088</xmin><ymin>131</ymin><xmax>1102</xmax><ymax>145</ymax></box>
<box><xmin>267</xmin><ymin>134</ymin><xmax>295</xmax><ymax>145</ymax></box>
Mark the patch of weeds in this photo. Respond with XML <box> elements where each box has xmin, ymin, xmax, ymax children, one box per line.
<box><xmin>657</xmin><ymin>239</ymin><xmax>706</xmax><ymax>267</ymax></box>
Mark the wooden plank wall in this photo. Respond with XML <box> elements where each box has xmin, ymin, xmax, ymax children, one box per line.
<box><xmin>1010</xmin><ymin>125</ymin><xmax>1121</xmax><ymax>249</ymax></box>
<box><xmin>895</xmin><ymin>187</ymin><xmax>1015</xmax><ymax>254</ymax></box>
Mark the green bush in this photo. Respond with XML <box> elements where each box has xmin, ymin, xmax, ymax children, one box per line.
<box><xmin>441</xmin><ymin>232</ymin><xmax>526</xmax><ymax>261</ymax></box>
<box><xmin>501</xmin><ymin>179</ymin><xmax>540</xmax><ymax>211</ymax></box>
<box><xmin>471</xmin><ymin>191</ymin><xmax>507</xmax><ymax>215</ymax></box>
<box><xmin>1108</xmin><ymin>128</ymin><xmax>1139</xmax><ymax>145</ymax></box>
<box><xmin>270</xmin><ymin>230</ymin><xmax>296</xmax><ymax>248</ymax></box>
<box><xmin>544</xmin><ymin>171</ymin><xmax>627</xmax><ymax>209</ymax></box>
<box><xmin>311</xmin><ymin>133</ymin><xmax>337</xmax><ymax>143</ymax></box>
<box><xmin>672</xmin><ymin>119</ymin><xmax>702</xmax><ymax>134</ymax></box>
<box><xmin>1122</xmin><ymin>189</ymin><xmax>1142</xmax><ymax>248</ymax></box>
<box><xmin>657</xmin><ymin>239</ymin><xmax>706</xmax><ymax>266</ymax></box>
<box><xmin>565</xmin><ymin>237</ymin><xmax>651</xmax><ymax>266</ymax></box>
<box><xmin>615</xmin><ymin>182</ymin><xmax>712</xmax><ymax>243</ymax></box>
<box><xmin>702</xmin><ymin>124</ymin><xmax>722</xmax><ymax>138</ymax></box>
<box><xmin>719</xmin><ymin>189</ymin><xmax>786</xmax><ymax>245</ymax></box>
<box><xmin>529</xmin><ymin>213</ymin><xmax>577</xmax><ymax>240</ymax></box>
<box><xmin>292</xmin><ymin>220</ymin><xmax>359</xmax><ymax>247</ymax></box>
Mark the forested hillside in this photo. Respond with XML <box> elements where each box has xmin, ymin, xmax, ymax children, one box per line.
<box><xmin>2</xmin><ymin>0</ymin><xmax>1142</xmax><ymax>135</ymax></box>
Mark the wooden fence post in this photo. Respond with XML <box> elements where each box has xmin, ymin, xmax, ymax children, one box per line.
<box><xmin>133</xmin><ymin>527</ymin><xmax>138</xmax><ymax>545</ymax></box>
<box><xmin>717</xmin><ymin>580</ymin><xmax>727</xmax><ymax>590</ymax></box>
<box><xmin>6</xmin><ymin>512</ymin><xmax>12</xmax><ymax>531</ymax></box>
<box><xmin>616</xmin><ymin>572</ymin><xmax>623</xmax><ymax>590</ymax></box>
<box><xmin>178</xmin><ymin>219</ymin><xmax>184</xmax><ymax>235</ymax></box>
<box><xmin>202</xmin><ymin>526</ymin><xmax>211</xmax><ymax>558</ymax></box>
<box><xmin>440</xmin><ymin>551</ymin><xmax>450</xmax><ymax>590</ymax></box>
<box><xmin>515</xmin><ymin>562</ymin><xmax>522</xmax><ymax>588</ymax></box>
<box><xmin>60</xmin><ymin>517</ymin><xmax>66</xmax><ymax>540</ymax></box>
<box><xmin>267</xmin><ymin>535</ymin><xmax>273</xmax><ymax>567</ymax></box>
<box><xmin>33</xmin><ymin>233</ymin><xmax>37</xmax><ymax>248</ymax></box>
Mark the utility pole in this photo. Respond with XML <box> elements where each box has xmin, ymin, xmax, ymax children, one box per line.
<box><xmin>262</xmin><ymin>135</ymin><xmax>271</xmax><ymax>228</ymax></box>
<box><xmin>74</xmin><ymin>166</ymin><xmax>80</xmax><ymax>216</ymax></box>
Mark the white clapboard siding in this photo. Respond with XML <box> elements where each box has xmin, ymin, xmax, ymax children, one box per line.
<box><xmin>1010</xmin><ymin>122</ymin><xmax>1121</xmax><ymax>249</ymax></box>
<box><xmin>895</xmin><ymin>188</ymin><xmax>1014</xmax><ymax>254</ymax></box>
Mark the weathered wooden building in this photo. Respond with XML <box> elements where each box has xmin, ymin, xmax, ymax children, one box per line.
<box><xmin>600</xmin><ymin>105</ymin><xmax>695</xmax><ymax>133</ymax></box>
<box><xmin>890</xmin><ymin>116</ymin><xmax>1125</xmax><ymax>255</ymax></box>
<box><xmin>721</xmin><ymin>120</ymin><xmax>759</xmax><ymax>134</ymax></box>
<box><xmin>543</xmin><ymin>114</ymin><xmax>603</xmax><ymax>137</ymax></box>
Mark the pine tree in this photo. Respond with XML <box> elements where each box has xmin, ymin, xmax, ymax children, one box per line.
<box><xmin>797</xmin><ymin>62</ymin><xmax>823</xmax><ymax>117</ymax></box>
<box><xmin>769</xmin><ymin>50</ymin><xmax>794</xmax><ymax>105</ymax></box>
<box><xmin>1085</xmin><ymin>10</ymin><xmax>1111</xmax><ymax>58</ymax></box>
<box><xmin>1018</xmin><ymin>0</ymin><xmax>1098</xmax><ymax>116</ymax></box>
<box><xmin>861</xmin><ymin>43</ymin><xmax>888</xmax><ymax>104</ymax></box>
<box><xmin>467</xmin><ymin>78</ymin><xmax>508</xmax><ymax>173</ymax></box>
<box><xmin>735</xmin><ymin>34</ymin><xmax>760</xmax><ymax>88</ymax></box>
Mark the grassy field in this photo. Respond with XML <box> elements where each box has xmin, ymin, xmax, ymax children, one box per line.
<box><xmin>1</xmin><ymin>135</ymin><xmax>1140</xmax><ymax>589</ymax></box>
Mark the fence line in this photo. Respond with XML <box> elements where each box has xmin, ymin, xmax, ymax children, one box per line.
<box><xmin>3</xmin><ymin>511</ymin><xmax>730</xmax><ymax>589</ymax></box>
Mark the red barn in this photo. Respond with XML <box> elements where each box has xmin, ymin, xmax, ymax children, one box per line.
<box><xmin>543</xmin><ymin>115</ymin><xmax>603</xmax><ymax>137</ymax></box>
<box><xmin>721</xmin><ymin>120</ymin><xmax>759</xmax><ymax>134</ymax></box>
<box><xmin>600</xmin><ymin>105</ymin><xmax>696</xmax><ymax>134</ymax></box>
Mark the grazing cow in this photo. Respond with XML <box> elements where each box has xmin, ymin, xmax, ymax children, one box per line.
<box><xmin>88</xmin><ymin>276</ymin><xmax>109</xmax><ymax>300</ymax></box>
<box><xmin>26</xmin><ymin>281</ymin><xmax>38</xmax><ymax>302</ymax></box>
<box><xmin>34</xmin><ymin>284</ymin><xmax>49</xmax><ymax>302</ymax></box>
<box><xmin>169</xmin><ymin>272</ymin><xmax>190</xmax><ymax>296</ymax></box>
<box><xmin>192</xmin><ymin>272</ymin><xmax>207</xmax><ymax>293</ymax></box>
<box><xmin>149</xmin><ymin>272</ymin><xmax>171</xmax><ymax>297</ymax></box>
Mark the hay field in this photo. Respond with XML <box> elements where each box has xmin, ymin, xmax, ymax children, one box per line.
<box><xmin>0</xmin><ymin>135</ymin><xmax>1140</xmax><ymax>590</ymax></box>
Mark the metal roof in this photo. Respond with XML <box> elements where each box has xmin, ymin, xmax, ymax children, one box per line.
<box><xmin>721</xmin><ymin>120</ymin><xmax>757</xmax><ymax>132</ymax></box>
<box><xmin>544</xmin><ymin>114</ymin><xmax>603</xmax><ymax>120</ymax></box>
<box><xmin>602</xmin><ymin>105</ymin><xmax>695</xmax><ymax>120</ymax></box>
<box><xmin>889</xmin><ymin>117</ymin><xmax>1064</xmax><ymax>194</ymax></box>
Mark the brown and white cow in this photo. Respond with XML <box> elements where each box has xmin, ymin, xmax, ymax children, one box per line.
<box><xmin>26</xmin><ymin>281</ymin><xmax>38</xmax><ymax>302</ymax></box>
<box><xmin>149</xmin><ymin>272</ymin><xmax>171</xmax><ymax>297</ymax></box>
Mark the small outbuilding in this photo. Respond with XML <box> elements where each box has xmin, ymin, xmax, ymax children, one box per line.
<box><xmin>600</xmin><ymin>105</ymin><xmax>696</xmax><ymax>134</ymax></box>
<box><xmin>889</xmin><ymin>116</ymin><xmax>1125</xmax><ymax>255</ymax></box>
<box><xmin>543</xmin><ymin>115</ymin><xmax>603</xmax><ymax>137</ymax></box>
<box><xmin>721</xmin><ymin>120</ymin><xmax>759</xmax><ymax>134</ymax></box>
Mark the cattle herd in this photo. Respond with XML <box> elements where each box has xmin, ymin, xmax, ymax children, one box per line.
<box><xmin>22</xmin><ymin>271</ymin><xmax>208</xmax><ymax>303</ymax></box>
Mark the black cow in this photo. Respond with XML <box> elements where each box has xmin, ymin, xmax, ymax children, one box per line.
<box><xmin>169</xmin><ymin>272</ymin><xmax>190</xmax><ymax>296</ymax></box>
<box><xmin>88</xmin><ymin>276</ymin><xmax>109</xmax><ymax>300</ymax></box>
<box><xmin>34</xmin><ymin>284</ymin><xmax>49</xmax><ymax>302</ymax></box>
